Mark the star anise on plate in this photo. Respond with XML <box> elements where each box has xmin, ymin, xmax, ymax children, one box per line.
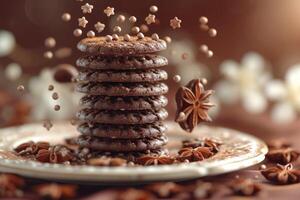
<box><xmin>177</xmin><ymin>147</ymin><xmax>214</xmax><ymax>162</ymax></box>
<box><xmin>87</xmin><ymin>157</ymin><xmax>127</xmax><ymax>167</ymax></box>
<box><xmin>33</xmin><ymin>183</ymin><xmax>77</xmax><ymax>200</ymax></box>
<box><xmin>0</xmin><ymin>174</ymin><xmax>24</xmax><ymax>197</ymax></box>
<box><xmin>182</xmin><ymin>138</ymin><xmax>221</xmax><ymax>153</ymax></box>
<box><xmin>261</xmin><ymin>163</ymin><xmax>300</xmax><ymax>184</ymax></box>
<box><xmin>146</xmin><ymin>182</ymin><xmax>184</xmax><ymax>198</ymax></box>
<box><xmin>266</xmin><ymin>148</ymin><xmax>300</xmax><ymax>164</ymax></box>
<box><xmin>175</xmin><ymin>79</ymin><xmax>214</xmax><ymax>132</ymax></box>
<box><xmin>14</xmin><ymin>141</ymin><xmax>50</xmax><ymax>156</ymax></box>
<box><xmin>136</xmin><ymin>155</ymin><xmax>175</xmax><ymax>166</ymax></box>
<box><xmin>36</xmin><ymin>145</ymin><xmax>73</xmax><ymax>164</ymax></box>
<box><xmin>229</xmin><ymin>178</ymin><xmax>261</xmax><ymax>196</ymax></box>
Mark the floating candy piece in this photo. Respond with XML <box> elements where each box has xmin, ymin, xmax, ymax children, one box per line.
<box><xmin>113</xmin><ymin>26</ymin><xmax>122</xmax><ymax>33</ymax></box>
<box><xmin>87</xmin><ymin>30</ymin><xmax>95</xmax><ymax>38</ymax></box>
<box><xmin>208</xmin><ymin>28</ymin><xmax>217</xmax><ymax>37</ymax></box>
<box><xmin>173</xmin><ymin>75</ymin><xmax>181</xmax><ymax>83</ymax></box>
<box><xmin>104</xmin><ymin>7</ymin><xmax>115</xmax><ymax>17</ymax></box>
<box><xmin>81</xmin><ymin>3</ymin><xmax>93</xmax><ymax>14</ymax></box>
<box><xmin>17</xmin><ymin>85</ymin><xmax>25</xmax><ymax>92</ymax></box>
<box><xmin>150</xmin><ymin>5</ymin><xmax>158</xmax><ymax>13</ymax></box>
<box><xmin>117</xmin><ymin>15</ymin><xmax>126</xmax><ymax>22</ymax></box>
<box><xmin>48</xmin><ymin>85</ymin><xmax>54</xmax><ymax>91</ymax></box>
<box><xmin>44</xmin><ymin>37</ymin><xmax>56</xmax><ymax>48</ymax></box>
<box><xmin>199</xmin><ymin>16</ymin><xmax>208</xmax><ymax>24</ymax></box>
<box><xmin>44</xmin><ymin>51</ymin><xmax>53</xmax><ymax>59</ymax></box>
<box><xmin>52</xmin><ymin>92</ymin><xmax>59</xmax><ymax>100</ymax></box>
<box><xmin>199</xmin><ymin>44</ymin><xmax>208</xmax><ymax>53</ymax></box>
<box><xmin>61</xmin><ymin>13</ymin><xmax>71</xmax><ymax>22</ymax></box>
<box><xmin>140</xmin><ymin>24</ymin><xmax>149</xmax><ymax>33</ymax></box>
<box><xmin>78</xmin><ymin>17</ymin><xmax>88</xmax><ymax>28</ymax></box>
<box><xmin>131</xmin><ymin>26</ymin><xmax>140</xmax><ymax>34</ymax></box>
<box><xmin>151</xmin><ymin>33</ymin><xmax>159</xmax><ymax>41</ymax></box>
<box><xmin>170</xmin><ymin>17</ymin><xmax>181</xmax><ymax>29</ymax></box>
<box><xmin>53</xmin><ymin>64</ymin><xmax>78</xmax><ymax>83</ymax></box>
<box><xmin>94</xmin><ymin>22</ymin><xmax>105</xmax><ymax>33</ymax></box>
<box><xmin>73</xmin><ymin>29</ymin><xmax>82</xmax><ymax>37</ymax></box>
<box><xmin>206</xmin><ymin>50</ymin><xmax>213</xmax><ymax>58</ymax></box>
<box><xmin>145</xmin><ymin>14</ymin><xmax>156</xmax><ymax>25</ymax></box>
<box><xmin>164</xmin><ymin>36</ymin><xmax>172</xmax><ymax>44</ymax></box>
<box><xmin>129</xmin><ymin>16</ymin><xmax>137</xmax><ymax>23</ymax></box>
<box><xmin>54</xmin><ymin>105</ymin><xmax>61</xmax><ymax>111</ymax></box>
<box><xmin>124</xmin><ymin>34</ymin><xmax>131</xmax><ymax>41</ymax></box>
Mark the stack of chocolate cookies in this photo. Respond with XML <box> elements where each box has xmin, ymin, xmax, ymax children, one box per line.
<box><xmin>75</xmin><ymin>36</ymin><xmax>169</xmax><ymax>154</ymax></box>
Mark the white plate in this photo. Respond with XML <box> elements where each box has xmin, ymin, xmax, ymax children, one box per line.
<box><xmin>0</xmin><ymin>122</ymin><xmax>267</xmax><ymax>183</ymax></box>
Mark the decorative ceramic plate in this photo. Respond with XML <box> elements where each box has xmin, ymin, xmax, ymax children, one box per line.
<box><xmin>0</xmin><ymin>122</ymin><xmax>267</xmax><ymax>183</ymax></box>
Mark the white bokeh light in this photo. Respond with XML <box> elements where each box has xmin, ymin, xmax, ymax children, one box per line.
<box><xmin>0</xmin><ymin>30</ymin><xmax>16</xmax><ymax>57</ymax></box>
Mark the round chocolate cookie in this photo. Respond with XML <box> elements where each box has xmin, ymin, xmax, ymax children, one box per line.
<box><xmin>77</xmin><ymin>108</ymin><xmax>168</xmax><ymax>125</ymax></box>
<box><xmin>76</xmin><ymin>135</ymin><xmax>168</xmax><ymax>152</ymax></box>
<box><xmin>80</xmin><ymin>95</ymin><xmax>168</xmax><ymax>111</ymax></box>
<box><xmin>78</xmin><ymin>122</ymin><xmax>166</xmax><ymax>139</ymax></box>
<box><xmin>76</xmin><ymin>54</ymin><xmax>168</xmax><ymax>70</ymax></box>
<box><xmin>76</xmin><ymin>82</ymin><xmax>168</xmax><ymax>96</ymax></box>
<box><xmin>77</xmin><ymin>69</ymin><xmax>168</xmax><ymax>83</ymax></box>
<box><xmin>77</xmin><ymin>36</ymin><xmax>167</xmax><ymax>55</ymax></box>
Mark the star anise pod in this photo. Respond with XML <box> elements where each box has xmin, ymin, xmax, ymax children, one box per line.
<box><xmin>266</xmin><ymin>148</ymin><xmax>300</xmax><ymax>164</ymax></box>
<box><xmin>136</xmin><ymin>155</ymin><xmax>175</xmax><ymax>166</ymax></box>
<box><xmin>14</xmin><ymin>141</ymin><xmax>50</xmax><ymax>156</ymax></box>
<box><xmin>175</xmin><ymin>79</ymin><xmax>214</xmax><ymax>132</ymax></box>
<box><xmin>117</xmin><ymin>188</ymin><xmax>154</xmax><ymax>200</ymax></box>
<box><xmin>36</xmin><ymin>145</ymin><xmax>73</xmax><ymax>164</ymax></box>
<box><xmin>33</xmin><ymin>183</ymin><xmax>77</xmax><ymax>200</ymax></box>
<box><xmin>261</xmin><ymin>163</ymin><xmax>300</xmax><ymax>184</ymax></box>
<box><xmin>177</xmin><ymin>147</ymin><xmax>214</xmax><ymax>162</ymax></box>
<box><xmin>229</xmin><ymin>178</ymin><xmax>261</xmax><ymax>196</ymax></box>
<box><xmin>182</xmin><ymin>138</ymin><xmax>221</xmax><ymax>153</ymax></box>
<box><xmin>0</xmin><ymin>174</ymin><xmax>24</xmax><ymax>197</ymax></box>
<box><xmin>146</xmin><ymin>182</ymin><xmax>185</xmax><ymax>198</ymax></box>
<box><xmin>87</xmin><ymin>157</ymin><xmax>127</xmax><ymax>167</ymax></box>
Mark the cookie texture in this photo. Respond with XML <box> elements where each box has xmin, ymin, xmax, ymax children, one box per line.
<box><xmin>76</xmin><ymin>135</ymin><xmax>168</xmax><ymax>152</ymax></box>
<box><xmin>78</xmin><ymin>122</ymin><xmax>166</xmax><ymax>139</ymax></box>
<box><xmin>77</xmin><ymin>69</ymin><xmax>168</xmax><ymax>83</ymax></box>
<box><xmin>80</xmin><ymin>95</ymin><xmax>168</xmax><ymax>111</ymax></box>
<box><xmin>77</xmin><ymin>108</ymin><xmax>168</xmax><ymax>125</ymax></box>
<box><xmin>76</xmin><ymin>54</ymin><xmax>168</xmax><ymax>70</ymax></box>
<box><xmin>77</xmin><ymin>36</ymin><xmax>167</xmax><ymax>55</ymax></box>
<box><xmin>76</xmin><ymin>82</ymin><xmax>168</xmax><ymax>96</ymax></box>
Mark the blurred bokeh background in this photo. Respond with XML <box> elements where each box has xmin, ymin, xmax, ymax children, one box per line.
<box><xmin>1</xmin><ymin>0</ymin><xmax>300</xmax><ymax>140</ymax></box>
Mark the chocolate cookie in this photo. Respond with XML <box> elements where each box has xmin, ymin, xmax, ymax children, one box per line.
<box><xmin>77</xmin><ymin>108</ymin><xmax>168</xmax><ymax>124</ymax></box>
<box><xmin>78</xmin><ymin>122</ymin><xmax>166</xmax><ymax>139</ymax></box>
<box><xmin>77</xmin><ymin>69</ymin><xmax>168</xmax><ymax>83</ymax></box>
<box><xmin>76</xmin><ymin>82</ymin><xmax>168</xmax><ymax>96</ymax></box>
<box><xmin>80</xmin><ymin>95</ymin><xmax>168</xmax><ymax>111</ymax></box>
<box><xmin>77</xmin><ymin>36</ymin><xmax>167</xmax><ymax>55</ymax></box>
<box><xmin>76</xmin><ymin>135</ymin><xmax>168</xmax><ymax>152</ymax></box>
<box><xmin>76</xmin><ymin>54</ymin><xmax>168</xmax><ymax>70</ymax></box>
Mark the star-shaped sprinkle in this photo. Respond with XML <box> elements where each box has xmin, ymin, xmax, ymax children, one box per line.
<box><xmin>94</xmin><ymin>22</ymin><xmax>105</xmax><ymax>33</ymax></box>
<box><xmin>81</xmin><ymin>3</ymin><xmax>93</xmax><ymax>14</ymax></box>
<box><xmin>170</xmin><ymin>17</ymin><xmax>182</xmax><ymax>29</ymax></box>
<box><xmin>78</xmin><ymin>16</ymin><xmax>88</xmax><ymax>28</ymax></box>
<box><xmin>145</xmin><ymin>14</ymin><xmax>156</xmax><ymax>25</ymax></box>
<box><xmin>104</xmin><ymin>6</ymin><xmax>115</xmax><ymax>17</ymax></box>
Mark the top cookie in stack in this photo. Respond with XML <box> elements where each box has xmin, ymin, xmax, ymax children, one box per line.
<box><xmin>75</xmin><ymin>36</ymin><xmax>169</xmax><ymax>153</ymax></box>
